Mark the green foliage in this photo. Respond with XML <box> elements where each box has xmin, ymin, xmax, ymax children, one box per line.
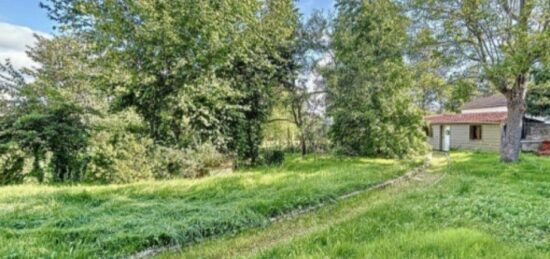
<box><xmin>150</xmin><ymin>142</ymin><xmax>227</xmax><ymax>180</ymax></box>
<box><xmin>408</xmin><ymin>29</ymin><xmax>453</xmax><ymax>112</ymax></box>
<box><xmin>527</xmin><ymin>86</ymin><xmax>550</xmax><ymax>117</ymax></box>
<box><xmin>84</xmin><ymin>114</ymin><xmax>157</xmax><ymax>184</ymax></box>
<box><xmin>0</xmin><ymin>103</ymin><xmax>89</xmax><ymax>183</ymax></box>
<box><xmin>0</xmin><ymin>144</ymin><xmax>26</xmax><ymax>185</ymax></box>
<box><xmin>84</xmin><ymin>111</ymin><xmax>228</xmax><ymax>183</ymax></box>
<box><xmin>262</xmin><ymin>149</ymin><xmax>285</xmax><ymax>166</ymax></box>
<box><xmin>527</xmin><ymin>67</ymin><xmax>550</xmax><ymax>116</ymax></box>
<box><xmin>264</xmin><ymin>104</ymin><xmax>300</xmax><ymax>148</ymax></box>
<box><xmin>408</xmin><ymin>0</ymin><xmax>550</xmax><ymax>90</ymax></box>
<box><xmin>42</xmin><ymin>0</ymin><xmax>299</xmax><ymax>164</ymax></box>
<box><xmin>189</xmin><ymin>142</ymin><xmax>227</xmax><ymax>171</ymax></box>
<box><xmin>0</xmin><ymin>154</ymin><xmax>413</xmax><ymax>257</ymax></box>
<box><xmin>327</xmin><ymin>0</ymin><xmax>426</xmax><ymax>158</ymax></box>
<box><xmin>444</xmin><ymin>78</ymin><xmax>478</xmax><ymax>112</ymax></box>
<box><xmin>0</xmin><ymin>60</ymin><xmax>25</xmax><ymax>114</ymax></box>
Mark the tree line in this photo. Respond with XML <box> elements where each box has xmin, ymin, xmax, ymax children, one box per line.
<box><xmin>1</xmin><ymin>0</ymin><xmax>548</xmax><ymax>185</ymax></box>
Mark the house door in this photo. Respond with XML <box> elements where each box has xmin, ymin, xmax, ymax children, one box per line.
<box><xmin>441</xmin><ymin>125</ymin><xmax>451</xmax><ymax>151</ymax></box>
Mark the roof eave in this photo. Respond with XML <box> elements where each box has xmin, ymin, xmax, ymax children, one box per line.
<box><xmin>428</xmin><ymin>121</ymin><xmax>504</xmax><ymax>125</ymax></box>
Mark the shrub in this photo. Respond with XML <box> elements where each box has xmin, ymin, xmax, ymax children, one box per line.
<box><xmin>0</xmin><ymin>144</ymin><xmax>27</xmax><ymax>185</ymax></box>
<box><xmin>193</xmin><ymin>143</ymin><xmax>227</xmax><ymax>170</ymax></box>
<box><xmin>0</xmin><ymin>103</ymin><xmax>89</xmax><ymax>183</ymax></box>
<box><xmin>151</xmin><ymin>142</ymin><xmax>227</xmax><ymax>179</ymax></box>
<box><xmin>86</xmin><ymin>134</ymin><xmax>228</xmax><ymax>183</ymax></box>
<box><xmin>85</xmin><ymin>130</ymin><xmax>156</xmax><ymax>184</ymax></box>
<box><xmin>262</xmin><ymin>148</ymin><xmax>285</xmax><ymax>166</ymax></box>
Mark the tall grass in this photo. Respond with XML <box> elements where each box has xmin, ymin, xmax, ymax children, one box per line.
<box><xmin>163</xmin><ymin>152</ymin><xmax>550</xmax><ymax>259</ymax></box>
<box><xmin>0</xmin><ymin>154</ymin><xmax>415</xmax><ymax>258</ymax></box>
<box><xmin>256</xmin><ymin>152</ymin><xmax>550</xmax><ymax>258</ymax></box>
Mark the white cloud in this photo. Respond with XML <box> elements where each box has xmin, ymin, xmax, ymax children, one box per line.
<box><xmin>0</xmin><ymin>22</ymin><xmax>51</xmax><ymax>70</ymax></box>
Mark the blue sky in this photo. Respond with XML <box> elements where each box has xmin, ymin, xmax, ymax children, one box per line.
<box><xmin>0</xmin><ymin>0</ymin><xmax>54</xmax><ymax>33</ymax></box>
<box><xmin>0</xmin><ymin>0</ymin><xmax>334</xmax><ymax>34</ymax></box>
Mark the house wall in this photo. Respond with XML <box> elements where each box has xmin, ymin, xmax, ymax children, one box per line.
<box><xmin>427</xmin><ymin>125</ymin><xmax>441</xmax><ymax>150</ymax></box>
<box><xmin>449</xmin><ymin>124</ymin><xmax>502</xmax><ymax>151</ymax></box>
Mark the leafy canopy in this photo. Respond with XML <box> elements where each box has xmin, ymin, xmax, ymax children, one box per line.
<box><xmin>326</xmin><ymin>0</ymin><xmax>426</xmax><ymax>157</ymax></box>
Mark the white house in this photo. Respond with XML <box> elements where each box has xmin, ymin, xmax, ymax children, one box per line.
<box><xmin>425</xmin><ymin>94</ymin><xmax>550</xmax><ymax>152</ymax></box>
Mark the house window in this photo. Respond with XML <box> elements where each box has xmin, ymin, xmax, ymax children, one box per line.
<box><xmin>470</xmin><ymin>125</ymin><xmax>482</xmax><ymax>140</ymax></box>
<box><xmin>424</xmin><ymin>126</ymin><xmax>433</xmax><ymax>137</ymax></box>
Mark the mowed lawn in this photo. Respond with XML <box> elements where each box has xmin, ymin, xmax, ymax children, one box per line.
<box><xmin>162</xmin><ymin>152</ymin><xmax>550</xmax><ymax>259</ymax></box>
<box><xmin>0</xmin><ymin>155</ymin><xmax>416</xmax><ymax>258</ymax></box>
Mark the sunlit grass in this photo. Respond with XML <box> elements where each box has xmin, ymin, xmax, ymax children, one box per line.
<box><xmin>162</xmin><ymin>152</ymin><xmax>550</xmax><ymax>259</ymax></box>
<box><xmin>0</xmin><ymin>154</ymin><xmax>416</xmax><ymax>258</ymax></box>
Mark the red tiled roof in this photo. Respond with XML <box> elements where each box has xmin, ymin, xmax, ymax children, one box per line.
<box><xmin>425</xmin><ymin>112</ymin><xmax>508</xmax><ymax>124</ymax></box>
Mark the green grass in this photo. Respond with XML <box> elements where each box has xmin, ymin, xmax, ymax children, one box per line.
<box><xmin>0</xmin><ymin>154</ymin><xmax>416</xmax><ymax>258</ymax></box>
<box><xmin>160</xmin><ymin>152</ymin><xmax>550</xmax><ymax>259</ymax></box>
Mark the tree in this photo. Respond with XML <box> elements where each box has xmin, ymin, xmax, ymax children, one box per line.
<box><xmin>409</xmin><ymin>0</ymin><xmax>550</xmax><ymax>162</ymax></box>
<box><xmin>0</xmin><ymin>102</ymin><xmax>88</xmax><ymax>183</ymax></box>
<box><xmin>444</xmin><ymin>78</ymin><xmax>478</xmax><ymax>112</ymax></box>
<box><xmin>229</xmin><ymin>0</ymin><xmax>299</xmax><ymax>163</ymax></box>
<box><xmin>1</xmin><ymin>35</ymin><xmax>97</xmax><ymax>183</ymax></box>
<box><xmin>42</xmin><ymin>0</ymin><xmax>255</xmax><ymax>146</ymax></box>
<box><xmin>42</xmin><ymin>0</ymin><xmax>299</xmax><ymax>164</ymax></box>
<box><xmin>326</xmin><ymin>0</ymin><xmax>426</xmax><ymax>157</ymax></box>
<box><xmin>0</xmin><ymin>60</ymin><xmax>25</xmax><ymax>114</ymax></box>
<box><xmin>23</xmin><ymin>35</ymin><xmax>104</xmax><ymax>114</ymax></box>
<box><xmin>0</xmin><ymin>60</ymin><xmax>28</xmax><ymax>184</ymax></box>
<box><xmin>408</xmin><ymin>28</ymin><xmax>454</xmax><ymax>113</ymax></box>
<box><xmin>282</xmin><ymin>10</ymin><xmax>331</xmax><ymax>155</ymax></box>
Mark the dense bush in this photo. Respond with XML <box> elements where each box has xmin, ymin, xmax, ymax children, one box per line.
<box><xmin>0</xmin><ymin>103</ymin><xmax>89</xmax><ymax>183</ymax></box>
<box><xmin>0</xmin><ymin>145</ymin><xmax>26</xmax><ymax>185</ymax></box>
<box><xmin>151</xmin><ymin>142</ymin><xmax>227</xmax><ymax>180</ymax></box>
<box><xmin>262</xmin><ymin>148</ymin><xmax>285</xmax><ymax>166</ymax></box>
<box><xmin>0</xmin><ymin>106</ymin><xmax>229</xmax><ymax>185</ymax></box>
<box><xmin>86</xmin><ymin>142</ymin><xmax>228</xmax><ymax>184</ymax></box>
<box><xmin>85</xmin><ymin>129</ymin><xmax>156</xmax><ymax>184</ymax></box>
<box><xmin>84</xmin><ymin>112</ymin><xmax>228</xmax><ymax>183</ymax></box>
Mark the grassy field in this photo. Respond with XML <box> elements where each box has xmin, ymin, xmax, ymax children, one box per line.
<box><xmin>161</xmin><ymin>152</ymin><xmax>550</xmax><ymax>259</ymax></box>
<box><xmin>0</xmin><ymin>154</ymin><xmax>416</xmax><ymax>258</ymax></box>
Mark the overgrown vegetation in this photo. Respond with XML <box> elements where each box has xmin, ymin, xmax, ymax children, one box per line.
<box><xmin>161</xmin><ymin>152</ymin><xmax>550</xmax><ymax>258</ymax></box>
<box><xmin>326</xmin><ymin>0</ymin><xmax>427</xmax><ymax>157</ymax></box>
<box><xmin>0</xmin><ymin>1</ymin><xmax>548</xmax><ymax>257</ymax></box>
<box><xmin>0</xmin><ymin>0</ymin><xmax>301</xmax><ymax>184</ymax></box>
<box><xmin>2</xmin><ymin>0</ymin><xmax>548</xmax><ymax>185</ymax></box>
<box><xmin>528</xmin><ymin>67</ymin><xmax>550</xmax><ymax>117</ymax></box>
<box><xmin>0</xmin><ymin>154</ymin><xmax>415</xmax><ymax>258</ymax></box>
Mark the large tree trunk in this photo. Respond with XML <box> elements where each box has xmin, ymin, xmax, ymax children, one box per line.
<box><xmin>500</xmin><ymin>75</ymin><xmax>528</xmax><ymax>162</ymax></box>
